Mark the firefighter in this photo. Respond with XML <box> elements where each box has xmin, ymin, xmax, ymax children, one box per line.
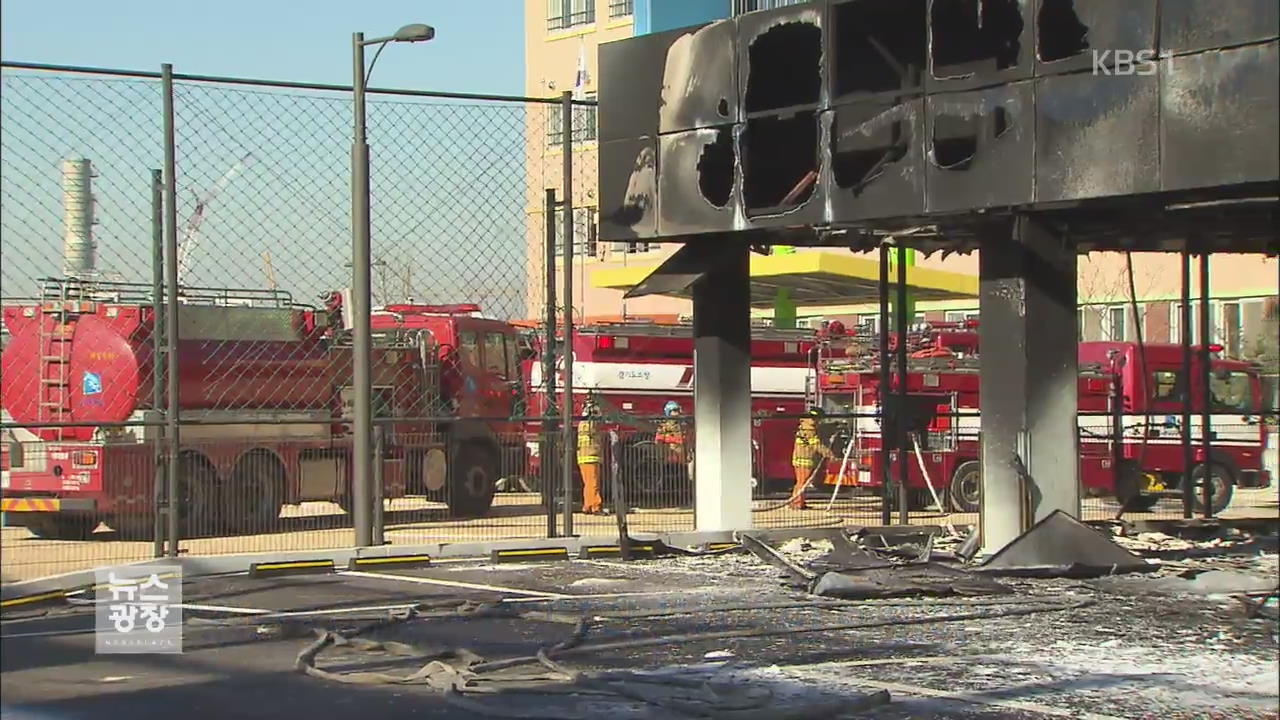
<box><xmin>577</xmin><ymin>396</ymin><xmax>605</xmax><ymax>514</ymax></box>
<box><xmin>790</xmin><ymin>406</ymin><xmax>834</xmax><ymax>510</ymax></box>
<box><xmin>655</xmin><ymin>400</ymin><xmax>692</xmax><ymax>486</ymax></box>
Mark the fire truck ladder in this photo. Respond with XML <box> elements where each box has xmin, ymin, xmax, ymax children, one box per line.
<box><xmin>36</xmin><ymin>300</ymin><xmax>93</xmax><ymax>437</ymax></box>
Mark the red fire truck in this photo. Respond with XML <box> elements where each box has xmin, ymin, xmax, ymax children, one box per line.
<box><xmin>811</xmin><ymin>322</ymin><xmax>1271</xmax><ymax>514</ymax></box>
<box><xmin>518</xmin><ymin>320</ymin><xmax>819</xmax><ymax>502</ymax></box>
<box><xmin>0</xmin><ymin>279</ymin><xmax>526</xmax><ymax>539</ymax></box>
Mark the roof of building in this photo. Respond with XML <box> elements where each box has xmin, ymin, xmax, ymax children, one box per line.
<box><xmin>590</xmin><ymin>250</ymin><xmax>977</xmax><ymax>308</ymax></box>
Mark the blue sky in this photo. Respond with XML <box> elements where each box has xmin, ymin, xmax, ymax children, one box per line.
<box><xmin>1</xmin><ymin>1</ymin><xmax>544</xmax><ymax>319</ymax></box>
<box><xmin>0</xmin><ymin>0</ymin><xmax>526</xmax><ymax>95</ymax></box>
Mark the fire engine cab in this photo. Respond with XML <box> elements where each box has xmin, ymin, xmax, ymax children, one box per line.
<box><xmin>0</xmin><ymin>278</ymin><xmax>526</xmax><ymax>539</ymax></box>
<box><xmin>521</xmin><ymin>319</ymin><xmax>818</xmax><ymax>502</ymax></box>
<box><xmin>810</xmin><ymin>321</ymin><xmax>1270</xmax><ymax>514</ymax></box>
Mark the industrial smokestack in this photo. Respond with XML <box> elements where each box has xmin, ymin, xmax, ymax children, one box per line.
<box><xmin>61</xmin><ymin>157</ymin><xmax>95</xmax><ymax>277</ymax></box>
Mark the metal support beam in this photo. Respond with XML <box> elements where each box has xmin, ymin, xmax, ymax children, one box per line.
<box><xmin>350</xmin><ymin>33</ymin><xmax>374</xmax><ymax>548</ymax></box>
<box><xmin>543</xmin><ymin>188</ymin><xmax>558</xmax><ymax>538</ymax></box>
<box><xmin>894</xmin><ymin>246</ymin><xmax>910</xmax><ymax>525</ymax></box>
<box><xmin>978</xmin><ymin>216</ymin><xmax>1080</xmax><ymax>555</ymax></box>
<box><xmin>161</xmin><ymin>64</ymin><xmax>181</xmax><ymax>559</ymax></box>
<box><xmin>1198</xmin><ymin>252</ymin><xmax>1213</xmax><ymax>518</ymax></box>
<box><xmin>150</xmin><ymin>168</ymin><xmax>165</xmax><ymax>559</ymax></box>
<box><xmin>692</xmin><ymin>242</ymin><xmax>752</xmax><ymax>531</ymax></box>
<box><xmin>878</xmin><ymin>245</ymin><xmax>891</xmax><ymax>526</ymax></box>
<box><xmin>1180</xmin><ymin>247</ymin><xmax>1194</xmax><ymax>518</ymax></box>
<box><xmin>560</xmin><ymin>91</ymin><xmax>575</xmax><ymax>536</ymax></box>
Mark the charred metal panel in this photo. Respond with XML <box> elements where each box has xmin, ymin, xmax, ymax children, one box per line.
<box><xmin>739</xmin><ymin>111</ymin><xmax>828</xmax><ymax>227</ymax></box>
<box><xmin>825</xmin><ymin>99</ymin><xmax>926</xmax><ymax>221</ymax></box>
<box><xmin>1035</xmin><ymin>0</ymin><xmax>1157</xmax><ymax>76</ymax></box>
<box><xmin>598</xmin><ymin>137</ymin><xmax>659</xmax><ymax>241</ymax></box>
<box><xmin>658</xmin><ymin>19</ymin><xmax>739</xmax><ymax>135</ymax></box>
<box><xmin>828</xmin><ymin>0</ymin><xmax>929</xmax><ymax>104</ymax></box>
<box><xmin>738</xmin><ymin>3</ymin><xmax>827</xmax><ymax>116</ymax></box>
<box><xmin>1161</xmin><ymin>41</ymin><xmax>1280</xmax><ymax>191</ymax></box>
<box><xmin>599</xmin><ymin>26</ymin><xmax>691</xmax><ymax>143</ymax></box>
<box><xmin>657</xmin><ymin>127</ymin><xmax>739</xmax><ymax>237</ymax></box>
<box><xmin>927</xmin><ymin>0</ymin><xmax>1035</xmax><ymax>92</ymax></box>
<box><xmin>1035</xmin><ymin>72</ymin><xmax>1159</xmax><ymax>202</ymax></box>
<box><xmin>925</xmin><ymin>81</ymin><xmax>1034</xmax><ymax>213</ymax></box>
<box><xmin>1160</xmin><ymin>0</ymin><xmax>1279</xmax><ymax>56</ymax></box>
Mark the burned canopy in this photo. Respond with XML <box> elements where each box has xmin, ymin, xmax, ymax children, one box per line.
<box><xmin>597</xmin><ymin>0</ymin><xmax>1279</xmax><ymax>254</ymax></box>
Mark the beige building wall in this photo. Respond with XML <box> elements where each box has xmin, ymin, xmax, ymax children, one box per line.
<box><xmin>522</xmin><ymin>1</ymin><xmax>1278</xmax><ymax>355</ymax></box>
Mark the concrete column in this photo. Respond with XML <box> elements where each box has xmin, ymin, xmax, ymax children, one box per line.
<box><xmin>692</xmin><ymin>242</ymin><xmax>753</xmax><ymax>531</ymax></box>
<box><xmin>978</xmin><ymin>216</ymin><xmax>1080</xmax><ymax>555</ymax></box>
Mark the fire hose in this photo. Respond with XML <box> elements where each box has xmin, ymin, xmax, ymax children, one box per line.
<box><xmin>289</xmin><ymin>595</ymin><xmax>1094</xmax><ymax>719</ymax></box>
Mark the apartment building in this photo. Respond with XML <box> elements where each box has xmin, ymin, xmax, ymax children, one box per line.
<box><xmin>522</xmin><ymin>1</ymin><xmax>1279</xmax><ymax>365</ymax></box>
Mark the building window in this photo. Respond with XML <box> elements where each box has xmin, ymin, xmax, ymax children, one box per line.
<box><xmin>609</xmin><ymin>0</ymin><xmax>633</xmax><ymax>17</ymax></box>
<box><xmin>1171</xmin><ymin>301</ymin><xmax>1218</xmax><ymax>346</ymax></box>
<box><xmin>546</xmin><ymin>92</ymin><xmax>597</xmax><ymax>146</ymax></box>
<box><xmin>551</xmin><ymin>203</ymin><xmax>598</xmax><ymax>258</ymax></box>
<box><xmin>1222</xmin><ymin>301</ymin><xmax>1242</xmax><ymax>358</ymax></box>
<box><xmin>548</xmin><ymin>0</ymin><xmax>595</xmax><ymax>31</ymax></box>
<box><xmin>733</xmin><ymin>0</ymin><xmax>806</xmax><ymax>14</ymax></box>
<box><xmin>1106</xmin><ymin>306</ymin><xmax>1126</xmax><ymax>341</ymax></box>
<box><xmin>943</xmin><ymin>310</ymin><xmax>979</xmax><ymax>325</ymax></box>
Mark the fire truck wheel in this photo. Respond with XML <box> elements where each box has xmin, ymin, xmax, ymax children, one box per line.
<box><xmin>949</xmin><ymin>461</ymin><xmax>981</xmax><ymax>514</ymax></box>
<box><xmin>1187</xmin><ymin>462</ymin><xmax>1235</xmax><ymax>516</ymax></box>
<box><xmin>179</xmin><ymin>453</ymin><xmax>221</xmax><ymax>537</ymax></box>
<box><xmin>229</xmin><ymin>452</ymin><xmax>285</xmax><ymax>534</ymax></box>
<box><xmin>24</xmin><ymin>515</ymin><xmax>97</xmax><ymax>541</ymax></box>
<box><xmin>448</xmin><ymin>441</ymin><xmax>498</xmax><ymax>518</ymax></box>
<box><xmin>1114</xmin><ymin>460</ymin><xmax>1160</xmax><ymax>513</ymax></box>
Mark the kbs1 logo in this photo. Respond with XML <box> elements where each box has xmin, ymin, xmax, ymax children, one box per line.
<box><xmin>1092</xmin><ymin>49</ymin><xmax>1158</xmax><ymax>76</ymax></box>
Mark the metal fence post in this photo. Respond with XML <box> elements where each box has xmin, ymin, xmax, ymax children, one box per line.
<box><xmin>1180</xmin><ymin>248</ymin><xmax>1194</xmax><ymax>518</ymax></box>
<box><xmin>561</xmin><ymin>90</ymin><xmax>575</xmax><ymax>536</ymax></box>
<box><xmin>372</xmin><ymin>426</ymin><xmax>385</xmax><ymax>545</ymax></box>
<box><xmin>1198</xmin><ymin>252</ymin><xmax>1213</xmax><ymax>518</ymax></box>
<box><xmin>878</xmin><ymin>244</ymin><xmax>892</xmax><ymax>526</ymax></box>
<box><xmin>150</xmin><ymin>168</ymin><xmax>165</xmax><ymax>558</ymax></box>
<box><xmin>351</xmin><ymin>33</ymin><xmax>374</xmax><ymax>548</ymax></box>
<box><xmin>543</xmin><ymin>187</ymin><xmax>559</xmax><ymax>538</ymax></box>
<box><xmin>161</xmin><ymin>64</ymin><xmax>181</xmax><ymax>558</ymax></box>
<box><xmin>894</xmin><ymin>246</ymin><xmax>910</xmax><ymax>525</ymax></box>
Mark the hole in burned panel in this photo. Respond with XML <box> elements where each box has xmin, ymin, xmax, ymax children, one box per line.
<box><xmin>609</xmin><ymin>145</ymin><xmax>657</xmax><ymax>228</ymax></box>
<box><xmin>744</xmin><ymin>22</ymin><xmax>823</xmax><ymax>114</ymax></box>
<box><xmin>930</xmin><ymin>0</ymin><xmax>1025</xmax><ymax>79</ymax></box>
<box><xmin>930</xmin><ymin>114</ymin><xmax>980</xmax><ymax>170</ymax></box>
<box><xmin>742</xmin><ymin>111</ymin><xmax>820</xmax><ymax>215</ymax></box>
<box><xmin>831</xmin><ymin>106</ymin><xmax>913</xmax><ymax>194</ymax></box>
<box><xmin>697</xmin><ymin>128</ymin><xmax>734</xmax><ymax>209</ymax></box>
<box><xmin>1037</xmin><ymin>0</ymin><xmax>1091</xmax><ymax>62</ymax></box>
<box><xmin>832</xmin><ymin>0</ymin><xmax>928</xmax><ymax>98</ymax></box>
<box><xmin>993</xmin><ymin>106</ymin><xmax>1010</xmax><ymax>137</ymax></box>
<box><xmin>718</xmin><ymin>98</ymin><xmax>730</xmax><ymax>118</ymax></box>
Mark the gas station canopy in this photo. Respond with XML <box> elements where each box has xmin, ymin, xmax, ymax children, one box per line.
<box><xmin>591</xmin><ymin>248</ymin><xmax>977</xmax><ymax>308</ymax></box>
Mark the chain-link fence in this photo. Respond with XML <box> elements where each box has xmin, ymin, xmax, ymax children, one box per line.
<box><xmin>2</xmin><ymin>62</ymin><xmax>1277</xmax><ymax>585</ymax></box>
<box><xmin>0</xmin><ymin>62</ymin><xmax>582</xmax><ymax>581</ymax></box>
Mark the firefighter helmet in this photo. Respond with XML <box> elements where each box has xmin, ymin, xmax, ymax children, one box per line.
<box><xmin>806</xmin><ymin>405</ymin><xmax>823</xmax><ymax>417</ymax></box>
<box><xmin>664</xmin><ymin>400</ymin><xmax>681</xmax><ymax>416</ymax></box>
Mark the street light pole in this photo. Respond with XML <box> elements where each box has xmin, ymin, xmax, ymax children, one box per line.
<box><xmin>349</xmin><ymin>23</ymin><xmax>434</xmax><ymax>548</ymax></box>
<box><xmin>351</xmin><ymin>31</ymin><xmax>374</xmax><ymax>548</ymax></box>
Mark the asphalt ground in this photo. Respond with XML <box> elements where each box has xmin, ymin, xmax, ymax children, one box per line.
<box><xmin>2</xmin><ymin>540</ymin><xmax>1277</xmax><ymax>720</ymax></box>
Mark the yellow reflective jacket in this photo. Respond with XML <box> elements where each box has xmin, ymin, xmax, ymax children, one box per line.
<box><xmin>655</xmin><ymin>419</ymin><xmax>687</xmax><ymax>463</ymax></box>
<box><xmin>792</xmin><ymin>419</ymin><xmax>832</xmax><ymax>468</ymax></box>
<box><xmin>577</xmin><ymin>420</ymin><xmax>601</xmax><ymax>464</ymax></box>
